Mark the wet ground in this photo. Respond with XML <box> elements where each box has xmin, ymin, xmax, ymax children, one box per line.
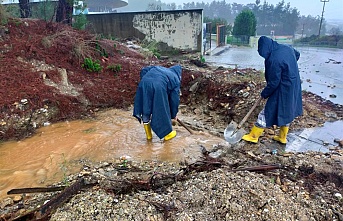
<box><xmin>205</xmin><ymin>45</ymin><xmax>343</xmax><ymax>105</ymax></box>
<box><xmin>286</xmin><ymin>120</ymin><xmax>343</xmax><ymax>153</ymax></box>
<box><xmin>298</xmin><ymin>47</ymin><xmax>343</xmax><ymax>105</ymax></box>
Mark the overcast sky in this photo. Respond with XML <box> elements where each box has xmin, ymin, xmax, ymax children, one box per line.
<box><xmin>161</xmin><ymin>0</ymin><xmax>343</xmax><ymax>20</ymax></box>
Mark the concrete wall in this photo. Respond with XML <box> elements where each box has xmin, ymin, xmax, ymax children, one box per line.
<box><xmin>250</xmin><ymin>36</ymin><xmax>294</xmax><ymax>48</ymax></box>
<box><xmin>86</xmin><ymin>9</ymin><xmax>203</xmax><ymax>52</ymax></box>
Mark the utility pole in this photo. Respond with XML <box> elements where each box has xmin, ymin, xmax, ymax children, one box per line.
<box><xmin>318</xmin><ymin>0</ymin><xmax>329</xmax><ymax>37</ymax></box>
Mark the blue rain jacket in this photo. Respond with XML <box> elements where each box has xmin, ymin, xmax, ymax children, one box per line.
<box><xmin>133</xmin><ymin>65</ymin><xmax>182</xmax><ymax>139</ymax></box>
<box><xmin>258</xmin><ymin>36</ymin><xmax>303</xmax><ymax>127</ymax></box>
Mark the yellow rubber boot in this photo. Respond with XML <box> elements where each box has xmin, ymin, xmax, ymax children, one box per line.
<box><xmin>273</xmin><ymin>126</ymin><xmax>289</xmax><ymax>144</ymax></box>
<box><xmin>241</xmin><ymin>125</ymin><xmax>264</xmax><ymax>143</ymax></box>
<box><xmin>143</xmin><ymin>123</ymin><xmax>152</xmax><ymax>140</ymax></box>
<box><xmin>164</xmin><ymin>130</ymin><xmax>176</xmax><ymax>141</ymax></box>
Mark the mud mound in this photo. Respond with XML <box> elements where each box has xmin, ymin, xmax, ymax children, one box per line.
<box><xmin>0</xmin><ymin>18</ymin><xmax>153</xmax><ymax>139</ymax></box>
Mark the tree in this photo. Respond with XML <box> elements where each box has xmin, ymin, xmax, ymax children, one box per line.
<box><xmin>31</xmin><ymin>0</ymin><xmax>56</xmax><ymax>22</ymax></box>
<box><xmin>330</xmin><ymin>27</ymin><xmax>342</xmax><ymax>36</ymax></box>
<box><xmin>296</xmin><ymin>15</ymin><xmax>324</xmax><ymax>37</ymax></box>
<box><xmin>330</xmin><ymin>27</ymin><xmax>342</xmax><ymax>46</ymax></box>
<box><xmin>167</xmin><ymin>3</ymin><xmax>177</xmax><ymax>10</ymax></box>
<box><xmin>232</xmin><ymin>10</ymin><xmax>256</xmax><ymax>36</ymax></box>
<box><xmin>147</xmin><ymin>3</ymin><xmax>162</xmax><ymax>11</ymax></box>
<box><xmin>56</xmin><ymin>0</ymin><xmax>73</xmax><ymax>25</ymax></box>
<box><xmin>19</xmin><ymin>0</ymin><xmax>31</xmax><ymax>18</ymax></box>
<box><xmin>71</xmin><ymin>1</ymin><xmax>89</xmax><ymax>30</ymax></box>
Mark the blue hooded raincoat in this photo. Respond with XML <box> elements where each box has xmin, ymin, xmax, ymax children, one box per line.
<box><xmin>133</xmin><ymin>65</ymin><xmax>182</xmax><ymax>139</ymax></box>
<box><xmin>258</xmin><ymin>36</ymin><xmax>303</xmax><ymax>127</ymax></box>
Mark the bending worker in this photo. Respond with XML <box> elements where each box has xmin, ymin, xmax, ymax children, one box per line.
<box><xmin>133</xmin><ymin>65</ymin><xmax>182</xmax><ymax>141</ymax></box>
<box><xmin>242</xmin><ymin>36</ymin><xmax>303</xmax><ymax>144</ymax></box>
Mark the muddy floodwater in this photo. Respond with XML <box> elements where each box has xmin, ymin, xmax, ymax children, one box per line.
<box><xmin>0</xmin><ymin>109</ymin><xmax>225</xmax><ymax>200</ymax></box>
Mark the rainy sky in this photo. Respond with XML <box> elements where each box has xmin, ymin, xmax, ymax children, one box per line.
<box><xmin>161</xmin><ymin>0</ymin><xmax>343</xmax><ymax>20</ymax></box>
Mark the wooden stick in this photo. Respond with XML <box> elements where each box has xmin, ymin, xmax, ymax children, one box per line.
<box><xmin>39</xmin><ymin>178</ymin><xmax>85</xmax><ymax>216</ymax></box>
<box><xmin>11</xmin><ymin>178</ymin><xmax>88</xmax><ymax>221</ymax></box>
<box><xmin>7</xmin><ymin>186</ymin><xmax>66</xmax><ymax>195</ymax></box>
<box><xmin>177</xmin><ymin>118</ymin><xmax>194</xmax><ymax>134</ymax></box>
<box><xmin>236</xmin><ymin>97</ymin><xmax>263</xmax><ymax>130</ymax></box>
<box><xmin>232</xmin><ymin>164</ymin><xmax>283</xmax><ymax>172</ymax></box>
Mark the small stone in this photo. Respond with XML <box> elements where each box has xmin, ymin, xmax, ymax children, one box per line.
<box><xmin>13</xmin><ymin>195</ymin><xmax>22</xmax><ymax>203</ymax></box>
<box><xmin>276</xmin><ymin>176</ymin><xmax>281</xmax><ymax>185</ymax></box>
<box><xmin>324</xmin><ymin>112</ymin><xmax>337</xmax><ymax>118</ymax></box>
<box><xmin>328</xmin><ymin>146</ymin><xmax>338</xmax><ymax>151</ymax></box>
<box><xmin>1</xmin><ymin>198</ymin><xmax>13</xmax><ymax>209</ymax></box>
<box><xmin>334</xmin><ymin>193</ymin><xmax>342</xmax><ymax>199</ymax></box>
<box><xmin>266</xmin><ymin>129</ymin><xmax>275</xmax><ymax>135</ymax></box>
<box><xmin>242</xmin><ymin>92</ymin><xmax>249</xmax><ymax>97</ymax></box>
<box><xmin>331</xmin><ymin>155</ymin><xmax>343</xmax><ymax>162</ymax></box>
<box><xmin>189</xmin><ymin>82</ymin><xmax>199</xmax><ymax>92</ymax></box>
<box><xmin>20</xmin><ymin>99</ymin><xmax>28</xmax><ymax>104</ymax></box>
<box><xmin>333</xmin><ymin>139</ymin><xmax>343</xmax><ymax>147</ymax></box>
<box><xmin>209</xmin><ymin>149</ymin><xmax>224</xmax><ymax>158</ymax></box>
<box><xmin>281</xmin><ymin>153</ymin><xmax>293</xmax><ymax>157</ymax></box>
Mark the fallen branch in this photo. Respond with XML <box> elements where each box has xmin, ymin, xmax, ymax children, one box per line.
<box><xmin>104</xmin><ymin>156</ymin><xmax>224</xmax><ymax>195</ymax></box>
<box><xmin>12</xmin><ymin>178</ymin><xmax>89</xmax><ymax>221</ymax></box>
<box><xmin>232</xmin><ymin>164</ymin><xmax>284</xmax><ymax>172</ymax></box>
<box><xmin>7</xmin><ymin>186</ymin><xmax>66</xmax><ymax>195</ymax></box>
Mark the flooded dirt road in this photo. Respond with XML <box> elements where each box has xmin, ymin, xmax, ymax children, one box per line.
<box><xmin>0</xmin><ymin>109</ymin><xmax>225</xmax><ymax>200</ymax></box>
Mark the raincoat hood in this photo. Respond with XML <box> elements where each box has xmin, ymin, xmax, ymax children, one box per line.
<box><xmin>169</xmin><ymin>65</ymin><xmax>182</xmax><ymax>81</ymax></box>
<box><xmin>258</xmin><ymin>36</ymin><xmax>279</xmax><ymax>60</ymax></box>
<box><xmin>140</xmin><ymin>65</ymin><xmax>182</xmax><ymax>82</ymax></box>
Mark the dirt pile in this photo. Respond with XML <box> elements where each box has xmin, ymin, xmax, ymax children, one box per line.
<box><xmin>0</xmin><ymin>18</ymin><xmax>152</xmax><ymax>140</ymax></box>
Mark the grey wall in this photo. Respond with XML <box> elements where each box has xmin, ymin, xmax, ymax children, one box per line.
<box><xmin>86</xmin><ymin>9</ymin><xmax>203</xmax><ymax>52</ymax></box>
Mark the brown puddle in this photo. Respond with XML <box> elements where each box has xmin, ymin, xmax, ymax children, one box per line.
<box><xmin>0</xmin><ymin>109</ymin><xmax>225</xmax><ymax>200</ymax></box>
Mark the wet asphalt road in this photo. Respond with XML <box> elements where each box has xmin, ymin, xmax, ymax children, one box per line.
<box><xmin>205</xmin><ymin>45</ymin><xmax>343</xmax><ymax>105</ymax></box>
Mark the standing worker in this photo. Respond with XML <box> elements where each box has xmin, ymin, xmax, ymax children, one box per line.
<box><xmin>242</xmin><ymin>36</ymin><xmax>303</xmax><ymax>144</ymax></box>
<box><xmin>133</xmin><ymin>65</ymin><xmax>182</xmax><ymax>141</ymax></box>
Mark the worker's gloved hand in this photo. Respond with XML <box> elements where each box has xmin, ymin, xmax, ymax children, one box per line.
<box><xmin>171</xmin><ymin>116</ymin><xmax>178</xmax><ymax>126</ymax></box>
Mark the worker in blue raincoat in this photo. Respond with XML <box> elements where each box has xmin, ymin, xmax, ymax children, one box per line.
<box><xmin>242</xmin><ymin>36</ymin><xmax>303</xmax><ymax>144</ymax></box>
<box><xmin>133</xmin><ymin>65</ymin><xmax>182</xmax><ymax>141</ymax></box>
